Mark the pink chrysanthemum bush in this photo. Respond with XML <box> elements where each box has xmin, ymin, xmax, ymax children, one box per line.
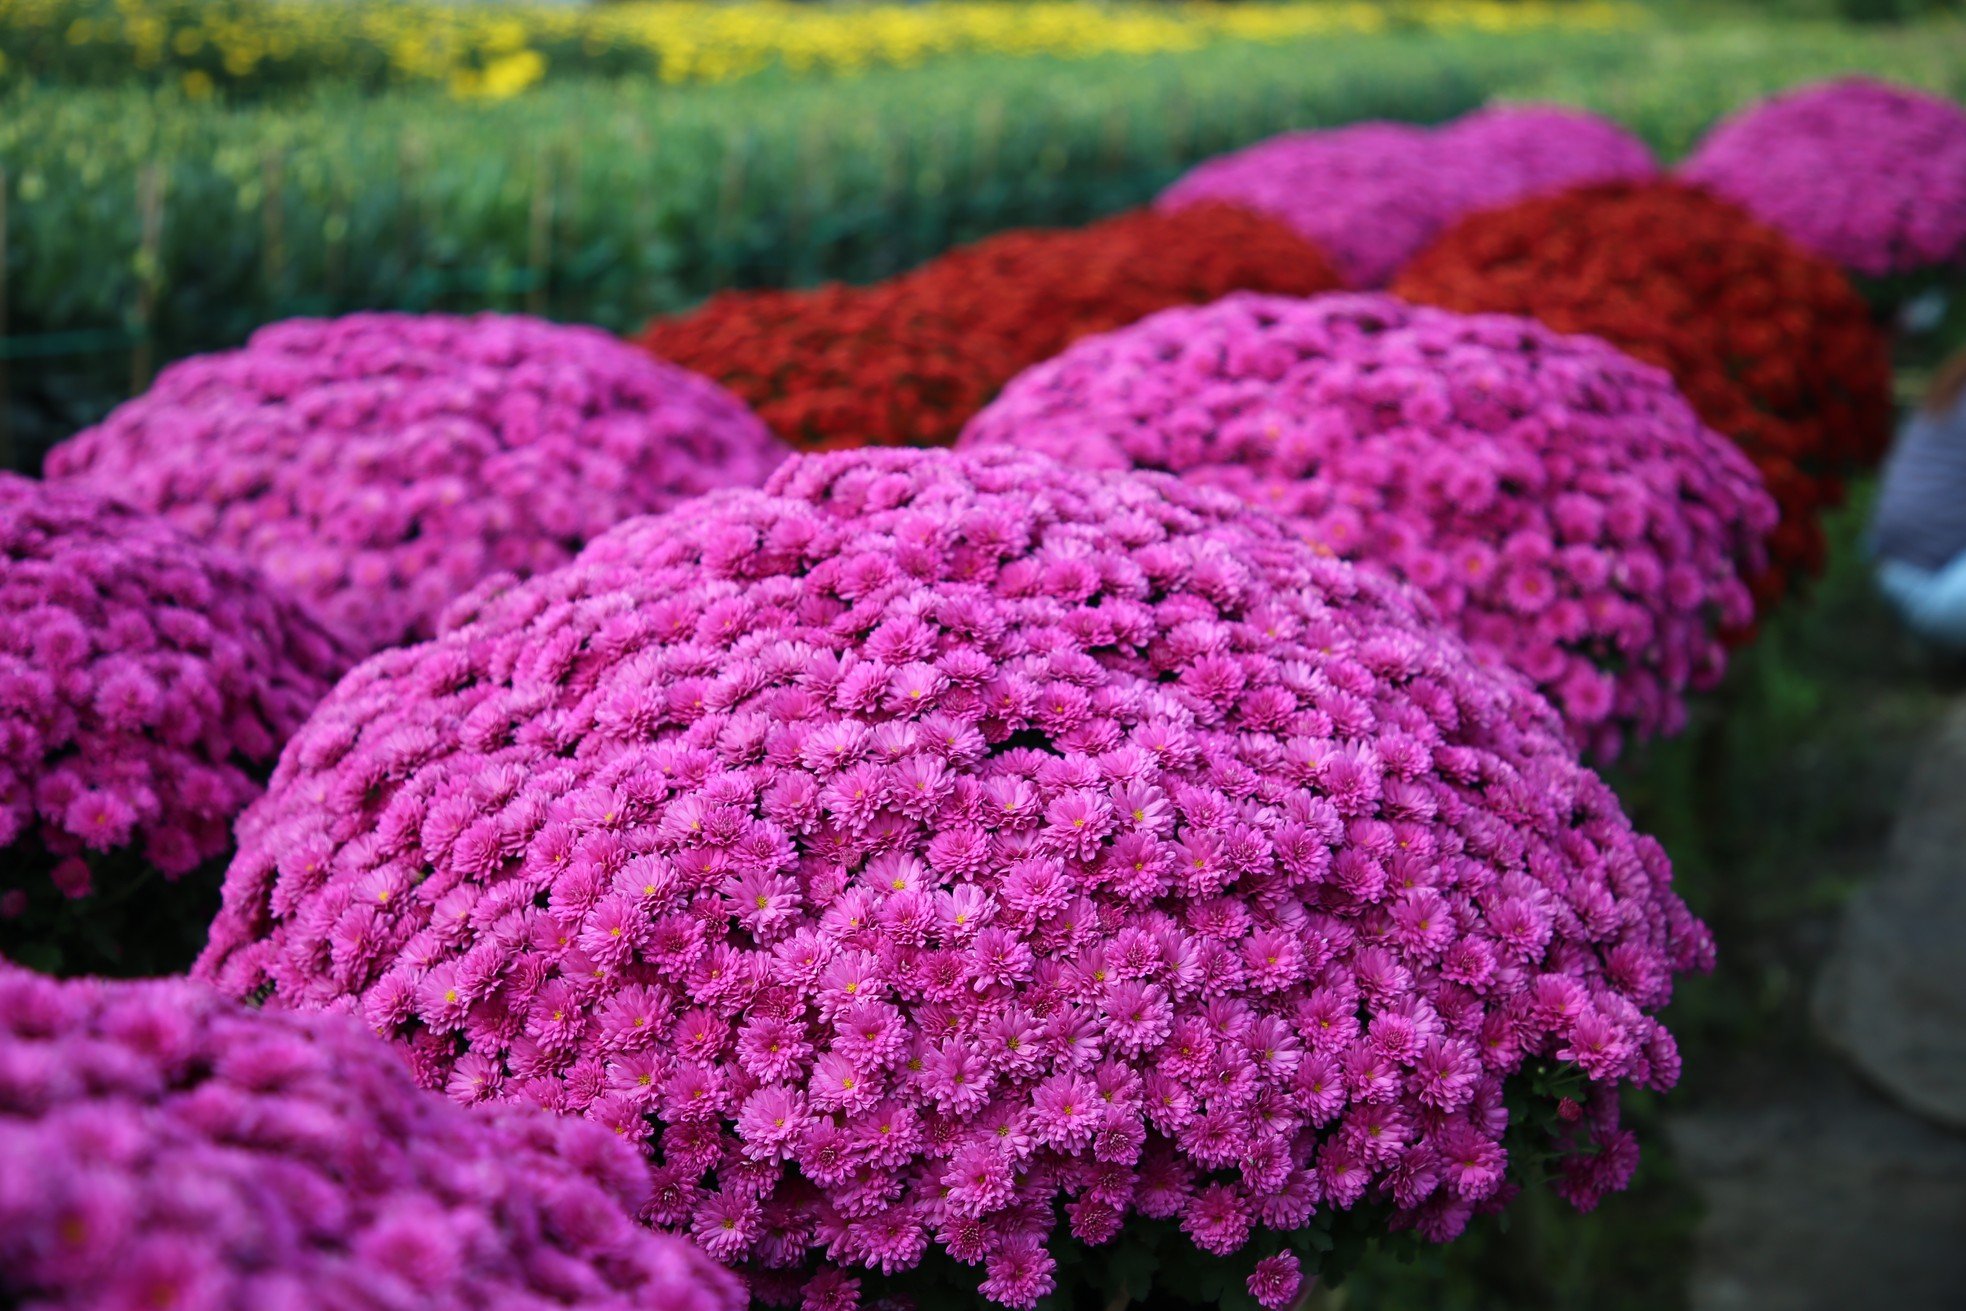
<box><xmin>0</xmin><ymin>474</ymin><xmax>350</xmax><ymax>976</ymax></box>
<box><xmin>0</xmin><ymin>965</ymin><xmax>745</xmax><ymax>1311</ymax></box>
<box><xmin>961</xmin><ymin>294</ymin><xmax>1775</xmax><ymax>761</ymax></box>
<box><xmin>198</xmin><ymin>448</ymin><xmax>1710</xmax><ymax>1309</ymax></box>
<box><xmin>46</xmin><ymin>313</ymin><xmax>785</xmax><ymax>657</ymax></box>
<box><xmin>1680</xmin><ymin>78</ymin><xmax>1966</xmax><ymax>280</ymax></box>
<box><xmin>1438</xmin><ymin>106</ymin><xmax>1658</xmax><ymax>217</ymax></box>
<box><xmin>1156</xmin><ymin>108</ymin><xmax>1654</xmax><ymax>288</ymax></box>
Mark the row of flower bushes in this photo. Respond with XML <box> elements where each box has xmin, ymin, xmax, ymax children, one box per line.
<box><xmin>0</xmin><ymin>0</ymin><xmax>1640</xmax><ymax>100</ymax></box>
<box><xmin>0</xmin><ymin>25</ymin><xmax>1629</xmax><ymax>470</ymax></box>
<box><xmin>1</xmin><ymin>73</ymin><xmax>1961</xmax><ymax>1311</ymax></box>
<box><xmin>5</xmin><ymin>18</ymin><xmax>1964</xmax><ymax>472</ymax></box>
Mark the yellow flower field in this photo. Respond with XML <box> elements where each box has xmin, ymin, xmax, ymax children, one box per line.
<box><xmin>1</xmin><ymin>0</ymin><xmax>1644</xmax><ymax>100</ymax></box>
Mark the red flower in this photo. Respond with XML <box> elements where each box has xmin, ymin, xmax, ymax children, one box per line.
<box><xmin>639</xmin><ymin>204</ymin><xmax>1341</xmax><ymax>451</ymax></box>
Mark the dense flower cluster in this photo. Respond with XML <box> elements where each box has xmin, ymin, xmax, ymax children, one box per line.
<box><xmin>1680</xmin><ymin>78</ymin><xmax>1966</xmax><ymax>278</ymax></box>
<box><xmin>1</xmin><ymin>474</ymin><xmax>347</xmax><ymax>906</ymax></box>
<box><xmin>892</xmin><ymin>203</ymin><xmax>1344</xmax><ymax>379</ymax></box>
<box><xmin>46</xmin><ymin>313</ymin><xmax>784</xmax><ymax>656</ymax></box>
<box><xmin>200</xmin><ymin>448</ymin><xmax>1708</xmax><ymax>1307</ymax></box>
<box><xmin>639</xmin><ymin>282</ymin><xmax>1014</xmax><ymax>453</ymax></box>
<box><xmin>1442</xmin><ymin>105</ymin><xmax>1658</xmax><ymax>215</ymax></box>
<box><xmin>1393</xmin><ymin>181</ymin><xmax>1893</xmax><ymax>599</ymax></box>
<box><xmin>1156</xmin><ymin>107</ymin><xmax>1655</xmax><ymax>287</ymax></box>
<box><xmin>638</xmin><ymin>204</ymin><xmax>1342</xmax><ymax>452</ymax></box>
<box><xmin>961</xmin><ymin>294</ymin><xmax>1774</xmax><ymax>758</ymax></box>
<box><xmin>0</xmin><ymin>965</ymin><xmax>745</xmax><ymax>1311</ymax></box>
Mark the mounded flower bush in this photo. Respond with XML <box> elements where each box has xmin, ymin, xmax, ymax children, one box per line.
<box><xmin>961</xmin><ymin>294</ymin><xmax>1775</xmax><ymax>760</ymax></box>
<box><xmin>199</xmin><ymin>447</ymin><xmax>1710</xmax><ymax>1309</ymax></box>
<box><xmin>639</xmin><ymin>281</ymin><xmax>1012</xmax><ymax>453</ymax></box>
<box><xmin>0</xmin><ymin>474</ymin><xmax>349</xmax><ymax>976</ymax></box>
<box><xmin>1439</xmin><ymin>105</ymin><xmax>1658</xmax><ymax>216</ymax></box>
<box><xmin>1680</xmin><ymin>78</ymin><xmax>1966</xmax><ymax>279</ymax></box>
<box><xmin>46</xmin><ymin>313</ymin><xmax>785</xmax><ymax>657</ymax></box>
<box><xmin>637</xmin><ymin>204</ymin><xmax>1342</xmax><ymax>452</ymax></box>
<box><xmin>892</xmin><ymin>203</ymin><xmax>1344</xmax><ymax>370</ymax></box>
<box><xmin>0</xmin><ymin>965</ymin><xmax>745</xmax><ymax>1311</ymax></box>
<box><xmin>1393</xmin><ymin>180</ymin><xmax>1894</xmax><ymax>601</ymax></box>
<box><xmin>1156</xmin><ymin>108</ymin><xmax>1654</xmax><ymax>288</ymax></box>
<box><xmin>1157</xmin><ymin>123</ymin><xmax>1446</xmax><ymax>289</ymax></box>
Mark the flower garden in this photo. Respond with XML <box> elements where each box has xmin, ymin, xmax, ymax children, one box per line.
<box><xmin>4</xmin><ymin>3</ymin><xmax>1966</xmax><ymax>1309</ymax></box>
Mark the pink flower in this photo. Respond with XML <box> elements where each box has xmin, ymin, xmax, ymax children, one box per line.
<box><xmin>1158</xmin><ymin>106</ymin><xmax>1654</xmax><ymax>286</ymax></box>
<box><xmin>961</xmin><ymin>293</ymin><xmax>1773</xmax><ymax>759</ymax></box>
<box><xmin>0</xmin><ymin>966</ymin><xmax>742</xmax><ymax>1311</ymax></box>
<box><xmin>1248</xmin><ymin>1251</ymin><xmax>1306</xmax><ymax>1309</ymax></box>
<box><xmin>0</xmin><ymin>476</ymin><xmax>349</xmax><ymax>948</ymax></box>
<box><xmin>199</xmin><ymin>448</ymin><xmax>1707</xmax><ymax>1304</ymax></box>
<box><xmin>1681</xmin><ymin>78</ymin><xmax>1966</xmax><ymax>277</ymax></box>
<box><xmin>47</xmin><ymin>313</ymin><xmax>785</xmax><ymax>655</ymax></box>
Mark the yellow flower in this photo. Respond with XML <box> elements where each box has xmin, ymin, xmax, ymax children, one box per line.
<box><xmin>459</xmin><ymin>46</ymin><xmax>544</xmax><ymax>101</ymax></box>
<box><xmin>4</xmin><ymin>0</ymin><xmax>1649</xmax><ymax>99</ymax></box>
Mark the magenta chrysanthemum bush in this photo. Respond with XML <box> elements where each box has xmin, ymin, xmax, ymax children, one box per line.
<box><xmin>1680</xmin><ymin>78</ymin><xmax>1966</xmax><ymax>278</ymax></box>
<box><xmin>1157</xmin><ymin>123</ymin><xmax>1445</xmax><ymax>288</ymax></box>
<box><xmin>0</xmin><ymin>965</ymin><xmax>745</xmax><ymax>1311</ymax></box>
<box><xmin>198</xmin><ymin>448</ymin><xmax>1709</xmax><ymax>1308</ymax></box>
<box><xmin>1438</xmin><ymin>106</ymin><xmax>1658</xmax><ymax>216</ymax></box>
<box><xmin>1</xmin><ymin>473</ymin><xmax>347</xmax><ymax>910</ymax></box>
<box><xmin>46</xmin><ymin>313</ymin><xmax>786</xmax><ymax>656</ymax></box>
<box><xmin>1156</xmin><ymin>108</ymin><xmax>1654</xmax><ymax>288</ymax></box>
<box><xmin>961</xmin><ymin>294</ymin><xmax>1775</xmax><ymax>759</ymax></box>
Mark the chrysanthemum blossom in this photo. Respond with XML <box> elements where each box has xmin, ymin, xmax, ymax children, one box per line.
<box><xmin>199</xmin><ymin>448</ymin><xmax>1709</xmax><ymax>1306</ymax></box>
<box><xmin>637</xmin><ymin>204</ymin><xmax>1341</xmax><ymax>452</ymax></box>
<box><xmin>961</xmin><ymin>294</ymin><xmax>1774</xmax><ymax>758</ymax></box>
<box><xmin>1394</xmin><ymin>181</ymin><xmax>1893</xmax><ymax>601</ymax></box>
<box><xmin>0</xmin><ymin>474</ymin><xmax>347</xmax><ymax>920</ymax></box>
<box><xmin>46</xmin><ymin>313</ymin><xmax>784</xmax><ymax>655</ymax></box>
<box><xmin>0</xmin><ymin>965</ymin><xmax>744</xmax><ymax>1311</ymax></box>
<box><xmin>1157</xmin><ymin>108</ymin><xmax>1654</xmax><ymax>288</ymax></box>
<box><xmin>1681</xmin><ymin>78</ymin><xmax>1966</xmax><ymax>278</ymax></box>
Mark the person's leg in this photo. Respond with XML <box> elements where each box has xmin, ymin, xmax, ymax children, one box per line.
<box><xmin>1878</xmin><ymin>555</ymin><xmax>1966</xmax><ymax>650</ymax></box>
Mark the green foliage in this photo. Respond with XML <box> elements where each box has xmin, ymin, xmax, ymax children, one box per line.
<box><xmin>0</xmin><ymin>29</ymin><xmax>1616</xmax><ymax>465</ymax></box>
<box><xmin>1504</xmin><ymin>14</ymin><xmax>1966</xmax><ymax>155</ymax></box>
<box><xmin>5</xmin><ymin>16</ymin><xmax>1964</xmax><ymax>468</ymax></box>
<box><xmin>0</xmin><ymin>843</ymin><xmax>222</xmax><ymax>979</ymax></box>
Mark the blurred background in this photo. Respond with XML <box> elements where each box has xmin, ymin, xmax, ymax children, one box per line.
<box><xmin>3</xmin><ymin>2</ymin><xmax>1963</xmax><ymax>1308</ymax></box>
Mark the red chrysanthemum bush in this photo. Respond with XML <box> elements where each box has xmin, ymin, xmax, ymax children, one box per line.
<box><xmin>961</xmin><ymin>294</ymin><xmax>1776</xmax><ymax>760</ymax></box>
<box><xmin>47</xmin><ymin>313</ymin><xmax>785</xmax><ymax>657</ymax></box>
<box><xmin>198</xmin><ymin>448</ymin><xmax>1709</xmax><ymax>1309</ymax></box>
<box><xmin>0</xmin><ymin>474</ymin><xmax>350</xmax><ymax>975</ymax></box>
<box><xmin>639</xmin><ymin>282</ymin><xmax>1010</xmax><ymax>453</ymax></box>
<box><xmin>1393</xmin><ymin>181</ymin><xmax>1893</xmax><ymax>600</ymax></box>
<box><xmin>893</xmin><ymin>203</ymin><xmax>1344</xmax><ymax>370</ymax></box>
<box><xmin>0</xmin><ymin>965</ymin><xmax>745</xmax><ymax>1311</ymax></box>
<box><xmin>637</xmin><ymin>204</ymin><xmax>1342</xmax><ymax>452</ymax></box>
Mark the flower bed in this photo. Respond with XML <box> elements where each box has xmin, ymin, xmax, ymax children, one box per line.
<box><xmin>638</xmin><ymin>204</ymin><xmax>1341</xmax><ymax>451</ymax></box>
<box><xmin>0</xmin><ymin>474</ymin><xmax>349</xmax><ymax>974</ymax></box>
<box><xmin>1680</xmin><ymin>77</ymin><xmax>1966</xmax><ymax>279</ymax></box>
<box><xmin>0</xmin><ymin>965</ymin><xmax>745</xmax><ymax>1311</ymax></box>
<box><xmin>1392</xmin><ymin>180</ymin><xmax>1893</xmax><ymax>601</ymax></box>
<box><xmin>47</xmin><ymin>313</ymin><xmax>783</xmax><ymax>656</ymax></box>
<box><xmin>200</xmin><ymin>447</ymin><xmax>1709</xmax><ymax>1307</ymax></box>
